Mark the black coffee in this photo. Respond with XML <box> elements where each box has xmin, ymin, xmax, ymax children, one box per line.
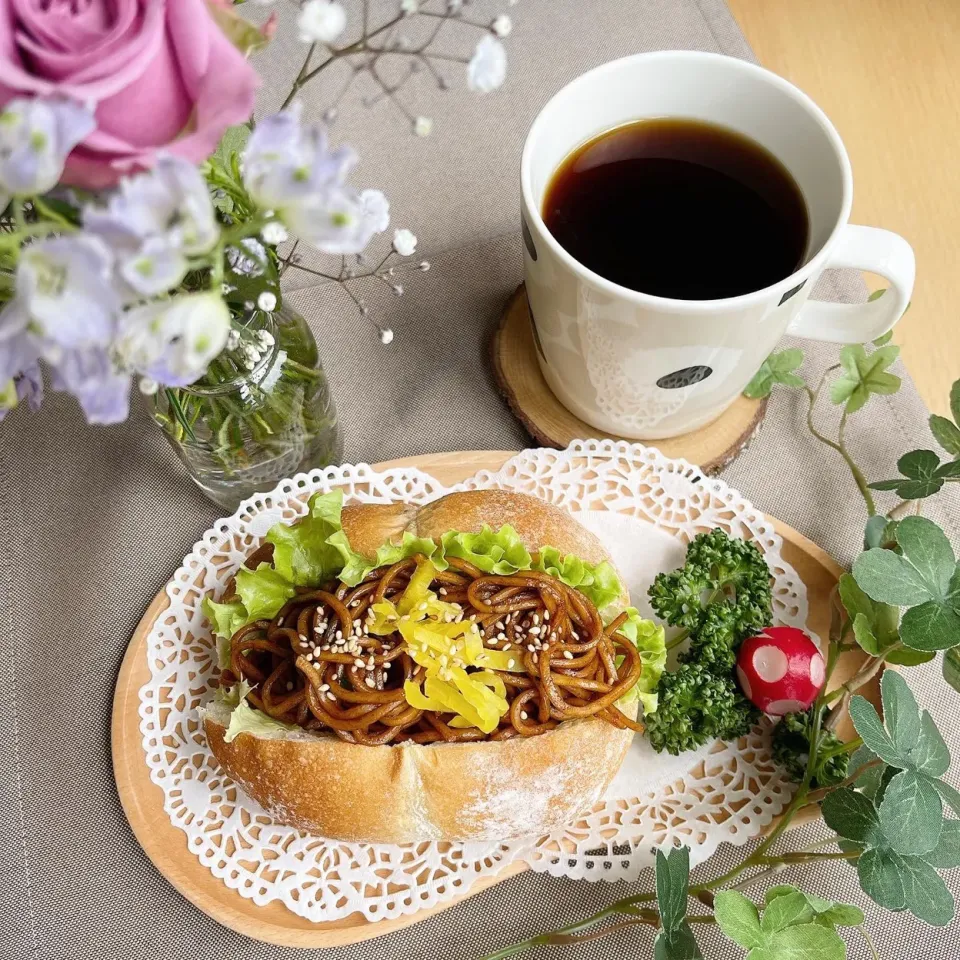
<box><xmin>542</xmin><ymin>118</ymin><xmax>809</xmax><ymax>300</ymax></box>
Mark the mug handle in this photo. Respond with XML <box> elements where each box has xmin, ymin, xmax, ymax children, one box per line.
<box><xmin>786</xmin><ymin>224</ymin><xmax>915</xmax><ymax>344</ymax></box>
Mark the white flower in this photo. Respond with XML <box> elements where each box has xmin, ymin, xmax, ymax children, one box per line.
<box><xmin>467</xmin><ymin>35</ymin><xmax>507</xmax><ymax>93</ymax></box>
<box><xmin>400</xmin><ymin>0</ymin><xmax>418</xmax><ymax>12</ymax></box>
<box><xmin>413</xmin><ymin>116</ymin><xmax>433</xmax><ymax>137</ymax></box>
<box><xmin>118</xmin><ymin>293</ymin><xmax>231</xmax><ymax>387</ymax></box>
<box><xmin>379</xmin><ymin>327</ymin><xmax>394</xmax><ymax>345</ymax></box>
<box><xmin>491</xmin><ymin>14</ymin><xmax>512</xmax><ymax>37</ymax></box>
<box><xmin>298</xmin><ymin>0</ymin><xmax>347</xmax><ymax>44</ymax></box>
<box><xmin>359</xmin><ymin>188</ymin><xmax>390</xmax><ymax>234</ymax></box>
<box><xmin>392</xmin><ymin>228</ymin><xmax>417</xmax><ymax>257</ymax></box>
<box><xmin>261</xmin><ymin>221</ymin><xmax>289</xmax><ymax>245</ymax></box>
<box><xmin>257</xmin><ymin>291</ymin><xmax>278</xmax><ymax>312</ymax></box>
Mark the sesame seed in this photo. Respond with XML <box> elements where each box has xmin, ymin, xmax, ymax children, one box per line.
<box><xmin>326</xmin><ymin>692</ymin><xmax>336</xmax><ymax>701</ymax></box>
<box><xmin>532</xmin><ymin>614</ymin><xmax>540</xmax><ymax>626</ymax></box>
<box><xmin>529</xmin><ymin>626</ymin><xmax>541</xmax><ymax>636</ymax></box>
<box><xmin>439</xmin><ymin>587</ymin><xmax>448</xmax><ymax>596</ymax></box>
<box><xmin>543</xmin><ymin>610</ymin><xmax>551</xmax><ymax>621</ymax></box>
<box><xmin>335</xmin><ymin>630</ymin><xmax>343</xmax><ymax>640</ymax></box>
<box><xmin>502</xmin><ymin>642</ymin><xmax>512</xmax><ymax>650</ymax></box>
<box><xmin>286</xmin><ymin>681</ymin><xmax>293</xmax><ymax>691</ymax></box>
<box><xmin>520</xmin><ymin>711</ymin><xmax>528</xmax><ymax>720</ymax></box>
<box><xmin>563</xmin><ymin>650</ymin><xmax>574</xmax><ymax>660</ymax></box>
<box><xmin>497</xmin><ymin>632</ymin><xmax>507</xmax><ymax>642</ymax></box>
<box><xmin>321</xmin><ymin>644</ymin><xmax>330</xmax><ymax>651</ymax></box>
<box><xmin>354</xmin><ymin>658</ymin><xmax>364</xmax><ymax>668</ymax></box>
<box><xmin>527</xmin><ymin>644</ymin><xmax>536</xmax><ymax>652</ymax></box>
<box><xmin>298</xmin><ymin>633</ymin><xmax>307</xmax><ymax>643</ymax></box>
<box><xmin>277</xmin><ymin>617</ymin><xmax>284</xmax><ymax>626</ymax></box>
<box><xmin>319</xmin><ymin>683</ymin><xmax>330</xmax><ymax>692</ymax></box>
<box><xmin>314</xmin><ymin>625</ymin><xmax>323</xmax><ymax>634</ymax></box>
<box><xmin>365</xmin><ymin>677</ymin><xmax>376</xmax><ymax>688</ymax></box>
<box><xmin>507</xmin><ymin>658</ymin><xmax>516</xmax><ymax>668</ymax></box>
<box><xmin>401</xmin><ymin>614</ymin><xmax>410</xmax><ymax>622</ymax></box>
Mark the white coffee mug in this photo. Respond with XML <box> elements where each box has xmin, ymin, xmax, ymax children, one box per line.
<box><xmin>520</xmin><ymin>51</ymin><xmax>915</xmax><ymax>439</ymax></box>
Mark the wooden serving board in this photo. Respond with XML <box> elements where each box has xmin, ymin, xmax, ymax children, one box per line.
<box><xmin>492</xmin><ymin>287</ymin><xmax>769</xmax><ymax>474</ymax></box>
<box><xmin>112</xmin><ymin>450</ymin><xmax>875</xmax><ymax>948</ymax></box>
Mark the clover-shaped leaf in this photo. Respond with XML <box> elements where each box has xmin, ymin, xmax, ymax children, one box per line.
<box><xmin>653</xmin><ymin>847</ymin><xmax>703</xmax><ymax>960</ymax></box>
<box><xmin>715</xmin><ymin>891</ymin><xmax>846</xmax><ymax>960</ymax></box>
<box><xmin>823</xmin><ymin>785</ymin><xmax>957</xmax><ymax>925</ymax></box>
<box><xmin>852</xmin><ymin>516</ymin><xmax>960</xmax><ymax>651</ymax></box>
<box><xmin>839</xmin><ymin>572</ymin><xmax>898</xmax><ymax>656</ymax></box>
<box><xmin>743</xmin><ymin>348</ymin><xmax>805</xmax><ymax>399</ymax></box>
<box><xmin>869</xmin><ymin>450</ymin><xmax>960</xmax><ymax>500</ymax></box>
<box><xmin>928</xmin><ymin>377</ymin><xmax>960</xmax><ymax>457</ymax></box>
<box><xmin>764</xmin><ymin>886</ymin><xmax>865</xmax><ymax>928</ymax></box>
<box><xmin>831</xmin><ymin>673</ymin><xmax>960</xmax><ymax>924</ymax></box>
<box><xmin>830</xmin><ymin>343</ymin><xmax>901</xmax><ymax>414</ymax></box>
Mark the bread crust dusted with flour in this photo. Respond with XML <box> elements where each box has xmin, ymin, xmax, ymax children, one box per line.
<box><xmin>202</xmin><ymin>491</ymin><xmax>637</xmax><ymax>843</ymax></box>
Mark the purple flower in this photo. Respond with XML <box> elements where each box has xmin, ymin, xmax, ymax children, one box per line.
<box><xmin>0</xmin><ymin>235</ymin><xmax>128</xmax><ymax>425</ymax></box>
<box><xmin>17</xmin><ymin>235</ymin><xmax>119</xmax><ymax>350</ymax></box>
<box><xmin>243</xmin><ymin>107</ymin><xmax>388</xmax><ymax>255</ymax></box>
<box><xmin>49</xmin><ymin>348</ymin><xmax>130</xmax><ymax>425</ymax></box>
<box><xmin>0</xmin><ymin>361</ymin><xmax>43</xmax><ymax>420</ymax></box>
<box><xmin>84</xmin><ymin>155</ymin><xmax>219</xmax><ymax>299</ymax></box>
<box><xmin>0</xmin><ymin>98</ymin><xmax>95</xmax><ymax>205</ymax></box>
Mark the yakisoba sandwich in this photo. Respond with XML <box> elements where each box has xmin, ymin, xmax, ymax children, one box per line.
<box><xmin>202</xmin><ymin>489</ymin><xmax>666</xmax><ymax>842</ymax></box>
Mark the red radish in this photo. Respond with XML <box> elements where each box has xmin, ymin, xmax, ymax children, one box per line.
<box><xmin>736</xmin><ymin>626</ymin><xmax>825</xmax><ymax>716</ymax></box>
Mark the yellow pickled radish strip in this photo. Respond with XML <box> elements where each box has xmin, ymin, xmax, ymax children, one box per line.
<box><xmin>424</xmin><ymin>675</ymin><xmax>493</xmax><ymax>731</ymax></box>
<box><xmin>449</xmin><ymin>666</ymin><xmax>508</xmax><ymax>716</ymax></box>
<box><xmin>471</xmin><ymin>670</ymin><xmax>507</xmax><ymax>699</ymax></box>
<box><xmin>447</xmin><ymin>716</ymin><xmax>476</xmax><ymax>729</ymax></box>
<box><xmin>397</xmin><ymin>558</ymin><xmax>438</xmax><ymax>615</ymax></box>
<box><xmin>403</xmin><ymin>679</ymin><xmax>447</xmax><ymax>713</ymax></box>
<box><xmin>366</xmin><ymin>599</ymin><xmax>399</xmax><ymax>636</ymax></box>
<box><xmin>472</xmin><ymin>648</ymin><xmax>524</xmax><ymax>672</ymax></box>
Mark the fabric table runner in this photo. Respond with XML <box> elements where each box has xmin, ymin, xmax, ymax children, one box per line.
<box><xmin>0</xmin><ymin>1</ymin><xmax>956</xmax><ymax>957</ymax></box>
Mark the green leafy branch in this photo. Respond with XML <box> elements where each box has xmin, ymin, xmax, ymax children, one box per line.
<box><xmin>481</xmin><ymin>316</ymin><xmax>960</xmax><ymax>960</ymax></box>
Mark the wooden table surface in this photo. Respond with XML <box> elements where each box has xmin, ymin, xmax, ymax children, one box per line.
<box><xmin>729</xmin><ymin>0</ymin><xmax>960</xmax><ymax>417</ymax></box>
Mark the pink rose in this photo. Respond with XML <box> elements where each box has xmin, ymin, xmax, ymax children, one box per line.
<box><xmin>0</xmin><ymin>0</ymin><xmax>260</xmax><ymax>189</ymax></box>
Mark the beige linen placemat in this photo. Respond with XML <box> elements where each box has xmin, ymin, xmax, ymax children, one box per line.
<box><xmin>0</xmin><ymin>1</ymin><xmax>955</xmax><ymax>957</ymax></box>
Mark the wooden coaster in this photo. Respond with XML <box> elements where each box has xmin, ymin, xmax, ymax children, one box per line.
<box><xmin>492</xmin><ymin>286</ymin><xmax>768</xmax><ymax>474</ymax></box>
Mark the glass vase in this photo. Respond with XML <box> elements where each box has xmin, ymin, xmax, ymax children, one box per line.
<box><xmin>151</xmin><ymin>305</ymin><xmax>342</xmax><ymax>511</ymax></box>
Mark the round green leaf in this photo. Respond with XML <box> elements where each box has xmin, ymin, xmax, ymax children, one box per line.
<box><xmin>858</xmin><ymin>847</ymin><xmax>907</xmax><ymax>910</ymax></box>
<box><xmin>848</xmin><ymin>695</ymin><xmax>903</xmax><ymax>767</ymax></box>
<box><xmin>900</xmin><ymin>601</ymin><xmax>960</xmax><ymax>652</ymax></box>
<box><xmin>925</xmin><ymin>819</ymin><xmax>960</xmax><ymax>869</ymax></box>
<box><xmin>714</xmin><ymin>891</ymin><xmax>762</xmax><ymax>949</ymax></box>
<box><xmin>879</xmin><ymin>769</ymin><xmax>944</xmax><ymax>855</ymax></box>
<box><xmin>771</xmin><ymin>922</ymin><xmax>846</xmax><ymax>960</ymax></box>
<box><xmin>930</xmin><ymin>414</ymin><xmax>960</xmax><ymax>457</ymax></box>
<box><xmin>885</xmin><ymin>646</ymin><xmax>936</xmax><ymax>666</ymax></box>
<box><xmin>821</xmin><ymin>787</ymin><xmax>882</xmax><ymax>843</ymax></box>
<box><xmin>900</xmin><ymin>857</ymin><xmax>956</xmax><ymax>926</ymax></box>
<box><xmin>911</xmin><ymin>711</ymin><xmax>950</xmax><ymax>778</ymax></box>
<box><xmin>881</xmin><ymin>671</ymin><xmax>922</xmax><ymax>755</ymax></box>
<box><xmin>852</xmin><ymin>549</ymin><xmax>935</xmax><ymax>607</ymax></box>
<box><xmin>761</xmin><ymin>891</ymin><xmax>814</xmax><ymax>933</ymax></box>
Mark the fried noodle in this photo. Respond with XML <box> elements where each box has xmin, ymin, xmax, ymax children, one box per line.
<box><xmin>220</xmin><ymin>555</ymin><xmax>644</xmax><ymax>745</ymax></box>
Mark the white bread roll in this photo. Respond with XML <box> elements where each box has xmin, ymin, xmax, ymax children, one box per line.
<box><xmin>202</xmin><ymin>490</ymin><xmax>636</xmax><ymax>843</ymax></box>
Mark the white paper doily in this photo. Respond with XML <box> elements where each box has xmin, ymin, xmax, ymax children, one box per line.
<box><xmin>137</xmin><ymin>440</ymin><xmax>806</xmax><ymax>924</ymax></box>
